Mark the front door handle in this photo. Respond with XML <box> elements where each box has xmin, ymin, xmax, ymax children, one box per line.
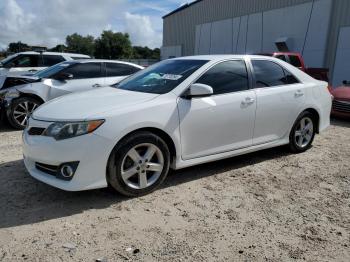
<box><xmin>295</xmin><ymin>90</ymin><xmax>304</xmax><ymax>97</ymax></box>
<box><xmin>241</xmin><ymin>97</ymin><xmax>255</xmax><ymax>106</ymax></box>
<box><xmin>92</xmin><ymin>84</ymin><xmax>101</xmax><ymax>88</ymax></box>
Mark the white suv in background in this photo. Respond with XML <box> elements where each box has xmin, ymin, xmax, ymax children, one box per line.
<box><xmin>0</xmin><ymin>51</ymin><xmax>90</xmax><ymax>78</ymax></box>
<box><xmin>2</xmin><ymin>59</ymin><xmax>143</xmax><ymax>129</ymax></box>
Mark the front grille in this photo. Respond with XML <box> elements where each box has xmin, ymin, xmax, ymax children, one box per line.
<box><xmin>333</xmin><ymin>100</ymin><xmax>350</xmax><ymax>113</ymax></box>
<box><xmin>28</xmin><ymin>127</ymin><xmax>46</xmax><ymax>136</ymax></box>
<box><xmin>35</xmin><ymin>162</ymin><xmax>58</xmax><ymax>176</ymax></box>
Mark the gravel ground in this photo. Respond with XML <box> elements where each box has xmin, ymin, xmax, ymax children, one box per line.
<box><xmin>0</xmin><ymin>119</ymin><xmax>349</xmax><ymax>262</ymax></box>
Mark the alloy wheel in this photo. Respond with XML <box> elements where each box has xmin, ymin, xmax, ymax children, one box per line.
<box><xmin>294</xmin><ymin>116</ymin><xmax>314</xmax><ymax>148</ymax></box>
<box><xmin>121</xmin><ymin>143</ymin><xmax>164</xmax><ymax>189</ymax></box>
<box><xmin>12</xmin><ymin>100</ymin><xmax>39</xmax><ymax>127</ymax></box>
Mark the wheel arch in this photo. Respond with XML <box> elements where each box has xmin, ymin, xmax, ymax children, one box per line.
<box><xmin>303</xmin><ymin>108</ymin><xmax>320</xmax><ymax>133</ymax></box>
<box><xmin>108</xmin><ymin>127</ymin><xmax>177</xmax><ymax>165</ymax></box>
<box><xmin>17</xmin><ymin>92</ymin><xmax>45</xmax><ymax>104</ymax></box>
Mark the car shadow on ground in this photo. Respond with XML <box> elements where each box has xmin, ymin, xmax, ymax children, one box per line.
<box><xmin>0</xmin><ymin>121</ymin><xmax>16</xmax><ymax>133</ymax></box>
<box><xmin>331</xmin><ymin>117</ymin><xmax>350</xmax><ymax>128</ymax></box>
<box><xmin>0</xmin><ymin>146</ymin><xmax>290</xmax><ymax>229</ymax></box>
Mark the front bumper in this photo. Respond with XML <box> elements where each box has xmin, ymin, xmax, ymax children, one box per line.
<box><xmin>23</xmin><ymin>118</ymin><xmax>113</xmax><ymax>191</ymax></box>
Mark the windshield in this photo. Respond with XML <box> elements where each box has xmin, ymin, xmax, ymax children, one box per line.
<box><xmin>0</xmin><ymin>54</ymin><xmax>18</xmax><ymax>67</ymax></box>
<box><xmin>115</xmin><ymin>59</ymin><xmax>209</xmax><ymax>94</ymax></box>
<box><xmin>33</xmin><ymin>61</ymin><xmax>75</xmax><ymax>78</ymax></box>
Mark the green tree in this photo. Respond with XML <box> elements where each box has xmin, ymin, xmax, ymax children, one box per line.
<box><xmin>66</xmin><ymin>33</ymin><xmax>95</xmax><ymax>56</ymax></box>
<box><xmin>49</xmin><ymin>44</ymin><xmax>67</xmax><ymax>52</ymax></box>
<box><xmin>151</xmin><ymin>48</ymin><xmax>160</xmax><ymax>60</ymax></box>
<box><xmin>94</xmin><ymin>31</ymin><xmax>133</xmax><ymax>59</ymax></box>
<box><xmin>133</xmin><ymin>46</ymin><xmax>160</xmax><ymax>60</ymax></box>
<box><xmin>8</xmin><ymin>41</ymin><xmax>29</xmax><ymax>53</ymax></box>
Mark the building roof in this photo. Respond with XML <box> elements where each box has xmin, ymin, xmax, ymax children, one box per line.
<box><xmin>163</xmin><ymin>0</ymin><xmax>203</xmax><ymax>19</ymax></box>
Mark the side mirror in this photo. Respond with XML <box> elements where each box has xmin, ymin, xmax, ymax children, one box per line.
<box><xmin>55</xmin><ymin>72</ymin><xmax>73</xmax><ymax>81</ymax></box>
<box><xmin>182</xmin><ymin>83</ymin><xmax>213</xmax><ymax>99</ymax></box>
<box><xmin>342</xmin><ymin>80</ymin><xmax>350</xmax><ymax>86</ymax></box>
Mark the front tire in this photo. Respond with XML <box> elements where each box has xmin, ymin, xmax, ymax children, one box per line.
<box><xmin>8</xmin><ymin>97</ymin><xmax>42</xmax><ymax>129</ymax></box>
<box><xmin>107</xmin><ymin>131</ymin><xmax>171</xmax><ymax>197</ymax></box>
<box><xmin>289</xmin><ymin>112</ymin><xmax>316</xmax><ymax>153</ymax></box>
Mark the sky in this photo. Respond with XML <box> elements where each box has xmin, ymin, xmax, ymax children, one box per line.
<box><xmin>0</xmin><ymin>0</ymin><xmax>191</xmax><ymax>50</ymax></box>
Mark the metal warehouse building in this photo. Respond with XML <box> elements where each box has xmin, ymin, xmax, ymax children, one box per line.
<box><xmin>162</xmin><ymin>0</ymin><xmax>350</xmax><ymax>86</ymax></box>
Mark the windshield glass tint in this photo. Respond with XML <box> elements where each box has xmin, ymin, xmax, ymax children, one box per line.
<box><xmin>116</xmin><ymin>59</ymin><xmax>209</xmax><ymax>94</ymax></box>
<box><xmin>33</xmin><ymin>61</ymin><xmax>75</xmax><ymax>78</ymax></box>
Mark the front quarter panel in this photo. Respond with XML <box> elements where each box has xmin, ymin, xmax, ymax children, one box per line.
<box><xmin>92</xmin><ymin>94</ymin><xmax>182</xmax><ymax>165</ymax></box>
<box><xmin>16</xmin><ymin>82</ymin><xmax>50</xmax><ymax>102</ymax></box>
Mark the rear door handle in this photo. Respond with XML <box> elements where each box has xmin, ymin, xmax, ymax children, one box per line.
<box><xmin>241</xmin><ymin>97</ymin><xmax>255</xmax><ymax>106</ymax></box>
<box><xmin>295</xmin><ymin>90</ymin><xmax>304</xmax><ymax>97</ymax></box>
<box><xmin>92</xmin><ymin>84</ymin><xmax>101</xmax><ymax>88</ymax></box>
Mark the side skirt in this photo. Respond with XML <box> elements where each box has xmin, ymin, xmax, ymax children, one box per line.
<box><xmin>173</xmin><ymin>138</ymin><xmax>289</xmax><ymax>170</ymax></box>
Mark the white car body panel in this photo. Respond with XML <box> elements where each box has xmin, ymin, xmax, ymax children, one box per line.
<box><xmin>177</xmin><ymin>90</ymin><xmax>256</xmax><ymax>159</ymax></box>
<box><xmin>23</xmin><ymin>55</ymin><xmax>332</xmax><ymax>191</ymax></box>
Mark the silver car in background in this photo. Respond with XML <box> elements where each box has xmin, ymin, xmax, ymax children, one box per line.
<box><xmin>0</xmin><ymin>59</ymin><xmax>143</xmax><ymax>129</ymax></box>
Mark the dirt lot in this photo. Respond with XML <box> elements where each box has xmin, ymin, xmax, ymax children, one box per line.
<box><xmin>0</xmin><ymin>119</ymin><xmax>349</xmax><ymax>262</ymax></box>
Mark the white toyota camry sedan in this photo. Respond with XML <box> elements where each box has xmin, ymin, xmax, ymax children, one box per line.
<box><xmin>23</xmin><ymin>55</ymin><xmax>332</xmax><ymax>196</ymax></box>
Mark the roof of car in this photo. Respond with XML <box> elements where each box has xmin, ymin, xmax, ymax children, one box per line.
<box><xmin>172</xmin><ymin>54</ymin><xmax>276</xmax><ymax>61</ymax></box>
<box><xmin>18</xmin><ymin>51</ymin><xmax>90</xmax><ymax>57</ymax></box>
<box><xmin>72</xmin><ymin>59</ymin><xmax>144</xmax><ymax>68</ymax></box>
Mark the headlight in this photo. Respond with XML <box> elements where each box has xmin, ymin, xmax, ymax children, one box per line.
<box><xmin>43</xmin><ymin>120</ymin><xmax>104</xmax><ymax>140</ymax></box>
<box><xmin>5</xmin><ymin>89</ymin><xmax>20</xmax><ymax>99</ymax></box>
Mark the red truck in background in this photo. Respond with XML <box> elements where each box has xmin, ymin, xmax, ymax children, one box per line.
<box><xmin>258</xmin><ymin>52</ymin><xmax>329</xmax><ymax>82</ymax></box>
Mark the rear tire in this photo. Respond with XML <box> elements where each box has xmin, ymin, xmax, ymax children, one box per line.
<box><xmin>8</xmin><ymin>97</ymin><xmax>42</xmax><ymax>130</ymax></box>
<box><xmin>107</xmin><ymin>131</ymin><xmax>171</xmax><ymax>197</ymax></box>
<box><xmin>289</xmin><ymin>111</ymin><xmax>316</xmax><ymax>153</ymax></box>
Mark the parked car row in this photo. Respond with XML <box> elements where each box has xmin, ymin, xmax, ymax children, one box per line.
<box><xmin>21</xmin><ymin>55</ymin><xmax>332</xmax><ymax>196</ymax></box>
<box><xmin>0</xmin><ymin>55</ymin><xmax>143</xmax><ymax>129</ymax></box>
<box><xmin>0</xmin><ymin>51</ymin><xmax>90</xmax><ymax>78</ymax></box>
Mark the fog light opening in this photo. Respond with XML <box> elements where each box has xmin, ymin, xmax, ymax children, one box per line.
<box><xmin>61</xmin><ymin>165</ymin><xmax>74</xmax><ymax>178</ymax></box>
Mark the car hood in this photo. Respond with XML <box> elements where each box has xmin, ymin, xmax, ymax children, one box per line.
<box><xmin>32</xmin><ymin>87</ymin><xmax>160</xmax><ymax>121</ymax></box>
<box><xmin>330</xmin><ymin>86</ymin><xmax>350</xmax><ymax>101</ymax></box>
<box><xmin>0</xmin><ymin>75</ymin><xmax>40</xmax><ymax>90</ymax></box>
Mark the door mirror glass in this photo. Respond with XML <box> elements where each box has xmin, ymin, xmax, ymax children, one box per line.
<box><xmin>183</xmin><ymin>83</ymin><xmax>213</xmax><ymax>98</ymax></box>
<box><xmin>54</xmin><ymin>72</ymin><xmax>73</xmax><ymax>81</ymax></box>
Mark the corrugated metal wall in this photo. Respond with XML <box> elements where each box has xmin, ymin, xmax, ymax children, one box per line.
<box><xmin>326</xmin><ymin>0</ymin><xmax>350</xmax><ymax>79</ymax></box>
<box><xmin>163</xmin><ymin>0</ymin><xmax>314</xmax><ymax>56</ymax></box>
<box><xmin>163</xmin><ymin>0</ymin><xmax>350</xmax><ymax>81</ymax></box>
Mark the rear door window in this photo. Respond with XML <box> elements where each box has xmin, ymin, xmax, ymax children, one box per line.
<box><xmin>283</xmin><ymin>69</ymin><xmax>300</xmax><ymax>84</ymax></box>
<box><xmin>42</xmin><ymin>55</ymin><xmax>65</xmax><ymax>66</ymax></box>
<box><xmin>106</xmin><ymin>63</ymin><xmax>141</xmax><ymax>77</ymax></box>
<box><xmin>62</xmin><ymin>62</ymin><xmax>103</xmax><ymax>79</ymax></box>
<box><xmin>252</xmin><ymin>60</ymin><xmax>287</xmax><ymax>87</ymax></box>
